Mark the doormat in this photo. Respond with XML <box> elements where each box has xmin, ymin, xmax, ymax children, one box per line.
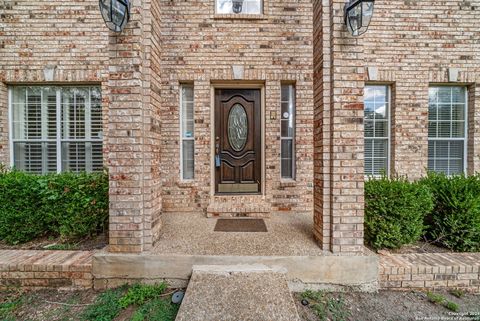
<box><xmin>214</xmin><ymin>219</ymin><xmax>267</xmax><ymax>233</ymax></box>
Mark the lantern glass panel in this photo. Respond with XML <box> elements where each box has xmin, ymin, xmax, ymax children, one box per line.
<box><xmin>99</xmin><ymin>0</ymin><xmax>110</xmax><ymax>20</ymax></box>
<box><xmin>112</xmin><ymin>1</ymin><xmax>126</xmax><ymax>26</ymax></box>
<box><xmin>362</xmin><ymin>1</ymin><xmax>374</xmax><ymax>26</ymax></box>
<box><xmin>346</xmin><ymin>0</ymin><xmax>374</xmax><ymax>36</ymax></box>
<box><xmin>347</xmin><ymin>5</ymin><xmax>362</xmax><ymax>35</ymax></box>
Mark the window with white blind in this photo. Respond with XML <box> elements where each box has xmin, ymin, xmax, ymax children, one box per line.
<box><xmin>10</xmin><ymin>86</ymin><xmax>103</xmax><ymax>174</ymax></box>
<box><xmin>364</xmin><ymin>85</ymin><xmax>390</xmax><ymax>176</ymax></box>
<box><xmin>428</xmin><ymin>86</ymin><xmax>467</xmax><ymax>175</ymax></box>
<box><xmin>216</xmin><ymin>0</ymin><xmax>262</xmax><ymax>14</ymax></box>
<box><xmin>281</xmin><ymin>84</ymin><xmax>295</xmax><ymax>179</ymax></box>
<box><xmin>180</xmin><ymin>84</ymin><xmax>194</xmax><ymax>180</ymax></box>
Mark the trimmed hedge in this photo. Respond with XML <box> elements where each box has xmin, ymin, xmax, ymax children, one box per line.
<box><xmin>365</xmin><ymin>176</ymin><xmax>434</xmax><ymax>250</ymax></box>
<box><xmin>420</xmin><ymin>173</ymin><xmax>480</xmax><ymax>252</ymax></box>
<box><xmin>0</xmin><ymin>170</ymin><xmax>109</xmax><ymax>245</ymax></box>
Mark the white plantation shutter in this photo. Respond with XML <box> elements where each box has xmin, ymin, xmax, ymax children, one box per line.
<box><xmin>11</xmin><ymin>86</ymin><xmax>103</xmax><ymax>173</ymax></box>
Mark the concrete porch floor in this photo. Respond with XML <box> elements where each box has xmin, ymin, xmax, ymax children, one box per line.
<box><xmin>93</xmin><ymin>212</ymin><xmax>379</xmax><ymax>291</ymax></box>
<box><xmin>152</xmin><ymin>212</ymin><xmax>326</xmax><ymax>256</ymax></box>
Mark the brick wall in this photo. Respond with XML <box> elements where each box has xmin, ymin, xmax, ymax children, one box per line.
<box><xmin>107</xmin><ymin>0</ymin><xmax>163</xmax><ymax>252</ymax></box>
<box><xmin>313</xmin><ymin>0</ymin><xmax>365</xmax><ymax>253</ymax></box>
<box><xmin>363</xmin><ymin>0</ymin><xmax>480</xmax><ymax>178</ymax></box>
<box><xmin>380</xmin><ymin>253</ymin><xmax>480</xmax><ymax>293</ymax></box>
<box><xmin>0</xmin><ymin>250</ymin><xmax>93</xmax><ymax>289</ymax></box>
<box><xmin>0</xmin><ymin>1</ymin><xmax>163</xmax><ymax>253</ymax></box>
<box><xmin>0</xmin><ymin>0</ymin><xmax>109</xmax><ymax>166</ymax></box>
<box><xmin>157</xmin><ymin>0</ymin><xmax>314</xmax><ymax>214</ymax></box>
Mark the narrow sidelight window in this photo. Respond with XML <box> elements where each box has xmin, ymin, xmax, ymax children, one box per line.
<box><xmin>280</xmin><ymin>84</ymin><xmax>295</xmax><ymax>179</ymax></box>
<box><xmin>364</xmin><ymin>85</ymin><xmax>390</xmax><ymax>176</ymax></box>
<box><xmin>180</xmin><ymin>84</ymin><xmax>194</xmax><ymax>180</ymax></box>
<box><xmin>428</xmin><ymin>86</ymin><xmax>467</xmax><ymax>175</ymax></box>
<box><xmin>10</xmin><ymin>86</ymin><xmax>103</xmax><ymax>174</ymax></box>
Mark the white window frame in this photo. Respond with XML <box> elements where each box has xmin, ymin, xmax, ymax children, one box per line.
<box><xmin>280</xmin><ymin>83</ymin><xmax>296</xmax><ymax>180</ymax></box>
<box><xmin>364</xmin><ymin>84</ymin><xmax>391</xmax><ymax>177</ymax></box>
<box><xmin>8</xmin><ymin>86</ymin><xmax>102</xmax><ymax>174</ymax></box>
<box><xmin>180</xmin><ymin>84</ymin><xmax>195</xmax><ymax>181</ymax></box>
<box><xmin>428</xmin><ymin>86</ymin><xmax>468</xmax><ymax>175</ymax></box>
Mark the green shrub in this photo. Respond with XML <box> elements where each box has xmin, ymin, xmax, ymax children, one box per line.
<box><xmin>40</xmin><ymin>172</ymin><xmax>109</xmax><ymax>240</ymax></box>
<box><xmin>0</xmin><ymin>169</ymin><xmax>108</xmax><ymax>245</ymax></box>
<box><xmin>420</xmin><ymin>173</ymin><xmax>480</xmax><ymax>252</ymax></box>
<box><xmin>365</xmin><ymin>176</ymin><xmax>434</xmax><ymax>250</ymax></box>
<box><xmin>0</xmin><ymin>171</ymin><xmax>46</xmax><ymax>244</ymax></box>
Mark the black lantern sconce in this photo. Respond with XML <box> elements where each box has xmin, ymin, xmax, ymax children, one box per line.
<box><xmin>99</xmin><ymin>0</ymin><xmax>131</xmax><ymax>32</ymax></box>
<box><xmin>232</xmin><ymin>0</ymin><xmax>244</xmax><ymax>14</ymax></box>
<box><xmin>344</xmin><ymin>0</ymin><xmax>375</xmax><ymax>36</ymax></box>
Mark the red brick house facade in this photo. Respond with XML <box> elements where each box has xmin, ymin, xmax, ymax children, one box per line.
<box><xmin>1</xmin><ymin>0</ymin><xmax>479</xmax><ymax>257</ymax></box>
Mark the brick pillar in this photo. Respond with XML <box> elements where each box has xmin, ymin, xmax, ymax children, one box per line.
<box><xmin>313</xmin><ymin>0</ymin><xmax>365</xmax><ymax>253</ymax></box>
<box><xmin>468</xmin><ymin>83</ymin><xmax>480</xmax><ymax>174</ymax></box>
<box><xmin>107</xmin><ymin>1</ymin><xmax>160</xmax><ymax>253</ymax></box>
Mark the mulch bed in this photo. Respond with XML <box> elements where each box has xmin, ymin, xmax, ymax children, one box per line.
<box><xmin>0</xmin><ymin>233</ymin><xmax>107</xmax><ymax>251</ymax></box>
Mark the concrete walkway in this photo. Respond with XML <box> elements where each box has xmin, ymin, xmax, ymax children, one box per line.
<box><xmin>175</xmin><ymin>265</ymin><xmax>301</xmax><ymax>321</ymax></box>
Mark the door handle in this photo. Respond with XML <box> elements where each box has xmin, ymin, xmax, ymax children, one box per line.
<box><xmin>215</xmin><ymin>137</ymin><xmax>221</xmax><ymax>168</ymax></box>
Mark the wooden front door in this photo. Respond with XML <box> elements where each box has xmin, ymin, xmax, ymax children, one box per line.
<box><xmin>215</xmin><ymin>89</ymin><xmax>261</xmax><ymax>194</ymax></box>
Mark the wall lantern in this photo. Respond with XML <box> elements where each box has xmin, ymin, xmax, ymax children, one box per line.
<box><xmin>232</xmin><ymin>0</ymin><xmax>244</xmax><ymax>14</ymax></box>
<box><xmin>99</xmin><ymin>0</ymin><xmax>131</xmax><ymax>32</ymax></box>
<box><xmin>344</xmin><ymin>0</ymin><xmax>375</xmax><ymax>36</ymax></box>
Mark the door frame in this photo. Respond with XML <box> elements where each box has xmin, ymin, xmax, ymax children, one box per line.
<box><xmin>210</xmin><ymin>82</ymin><xmax>265</xmax><ymax>196</ymax></box>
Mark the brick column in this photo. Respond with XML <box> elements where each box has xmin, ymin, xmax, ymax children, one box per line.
<box><xmin>468</xmin><ymin>83</ymin><xmax>480</xmax><ymax>174</ymax></box>
<box><xmin>107</xmin><ymin>0</ymin><xmax>161</xmax><ymax>253</ymax></box>
<box><xmin>313</xmin><ymin>0</ymin><xmax>365</xmax><ymax>253</ymax></box>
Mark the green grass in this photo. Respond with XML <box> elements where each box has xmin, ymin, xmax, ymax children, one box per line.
<box><xmin>130</xmin><ymin>298</ymin><xmax>180</xmax><ymax>321</ymax></box>
<box><xmin>0</xmin><ymin>291</ymin><xmax>25</xmax><ymax>321</ymax></box>
<box><xmin>44</xmin><ymin>243</ymin><xmax>78</xmax><ymax>250</ymax></box>
<box><xmin>449</xmin><ymin>289</ymin><xmax>465</xmax><ymax>298</ymax></box>
<box><xmin>426</xmin><ymin>291</ymin><xmax>445</xmax><ymax>304</ymax></box>
<box><xmin>445</xmin><ymin>301</ymin><xmax>459</xmax><ymax>312</ymax></box>
<box><xmin>301</xmin><ymin>290</ymin><xmax>350</xmax><ymax>321</ymax></box>
<box><xmin>80</xmin><ymin>283</ymin><xmax>178</xmax><ymax>321</ymax></box>
<box><xmin>426</xmin><ymin>291</ymin><xmax>461</xmax><ymax>313</ymax></box>
<box><xmin>80</xmin><ymin>287</ymin><xmax>125</xmax><ymax>321</ymax></box>
<box><xmin>119</xmin><ymin>282</ymin><xmax>168</xmax><ymax>308</ymax></box>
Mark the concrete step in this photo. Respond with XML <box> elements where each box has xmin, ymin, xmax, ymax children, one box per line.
<box><xmin>207</xmin><ymin>196</ymin><xmax>271</xmax><ymax>218</ymax></box>
<box><xmin>175</xmin><ymin>265</ymin><xmax>301</xmax><ymax>321</ymax></box>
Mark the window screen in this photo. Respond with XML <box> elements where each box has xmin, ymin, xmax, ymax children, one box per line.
<box><xmin>428</xmin><ymin>86</ymin><xmax>467</xmax><ymax>175</ymax></box>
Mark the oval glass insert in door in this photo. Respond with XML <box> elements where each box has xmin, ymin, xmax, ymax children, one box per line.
<box><xmin>228</xmin><ymin>104</ymin><xmax>248</xmax><ymax>151</ymax></box>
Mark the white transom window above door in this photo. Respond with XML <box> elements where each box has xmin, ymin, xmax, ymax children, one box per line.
<box><xmin>216</xmin><ymin>0</ymin><xmax>262</xmax><ymax>14</ymax></box>
<box><xmin>9</xmin><ymin>86</ymin><xmax>103</xmax><ymax>174</ymax></box>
